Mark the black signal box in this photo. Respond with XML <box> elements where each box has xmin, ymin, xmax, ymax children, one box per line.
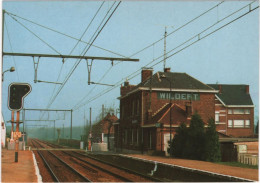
<box><xmin>8</xmin><ymin>83</ymin><xmax>31</xmax><ymax>111</ymax></box>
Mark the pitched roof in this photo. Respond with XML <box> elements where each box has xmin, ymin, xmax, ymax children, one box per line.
<box><xmin>152</xmin><ymin>103</ymin><xmax>189</xmax><ymax>125</ymax></box>
<box><xmin>208</xmin><ymin>84</ymin><xmax>253</xmax><ymax>106</ymax></box>
<box><xmin>137</xmin><ymin>72</ymin><xmax>216</xmax><ymax>91</ymax></box>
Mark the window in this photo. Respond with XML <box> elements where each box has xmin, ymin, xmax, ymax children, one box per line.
<box><xmin>132</xmin><ymin>100</ymin><xmax>135</xmax><ymax>116</ymax></box>
<box><xmin>228</xmin><ymin>120</ymin><xmax>233</xmax><ymax>127</ymax></box>
<box><xmin>233</xmin><ymin>109</ymin><xmax>244</xmax><ymax>114</ymax></box>
<box><xmin>228</xmin><ymin>120</ymin><xmax>251</xmax><ymax>128</ymax></box>
<box><xmin>245</xmin><ymin>120</ymin><xmax>250</xmax><ymax>128</ymax></box>
<box><xmin>245</xmin><ymin>109</ymin><xmax>250</xmax><ymax>114</ymax></box>
<box><xmin>124</xmin><ymin>129</ymin><xmax>128</xmax><ymax>145</ymax></box>
<box><xmin>233</xmin><ymin>120</ymin><xmax>244</xmax><ymax>127</ymax></box>
<box><xmin>215</xmin><ymin>112</ymin><xmax>220</xmax><ymax>123</ymax></box>
<box><xmin>149</xmin><ymin>131</ymin><xmax>152</xmax><ymax>149</ymax></box>
<box><xmin>136</xmin><ymin>100</ymin><xmax>140</xmax><ymax>115</ymax></box>
<box><xmin>228</xmin><ymin>109</ymin><xmax>251</xmax><ymax>115</ymax></box>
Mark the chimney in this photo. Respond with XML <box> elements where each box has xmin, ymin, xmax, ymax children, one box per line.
<box><xmin>246</xmin><ymin>85</ymin><xmax>249</xmax><ymax>94</ymax></box>
<box><xmin>218</xmin><ymin>85</ymin><xmax>222</xmax><ymax>94</ymax></box>
<box><xmin>185</xmin><ymin>102</ymin><xmax>192</xmax><ymax>117</ymax></box>
<box><xmin>141</xmin><ymin>67</ymin><xmax>153</xmax><ymax>82</ymax></box>
<box><xmin>124</xmin><ymin>78</ymin><xmax>129</xmax><ymax>87</ymax></box>
<box><xmin>164</xmin><ymin>67</ymin><xmax>171</xmax><ymax>73</ymax></box>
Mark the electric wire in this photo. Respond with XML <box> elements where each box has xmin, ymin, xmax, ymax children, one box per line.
<box><xmin>4</xmin><ymin>18</ymin><xmax>20</xmax><ymax>81</ymax></box>
<box><xmin>5</xmin><ymin>10</ymin><xmax>127</xmax><ymax>58</ymax></box>
<box><xmin>72</xmin><ymin>1</ymin><xmax>226</xmax><ymax>110</ymax></box>
<box><xmin>73</xmin><ymin>2</ymin><xmax>258</xmax><ymax>109</ymax></box>
<box><xmin>5</xmin><ymin>12</ymin><xmax>62</xmax><ymax>55</ymax></box>
<box><xmin>43</xmin><ymin>1</ymin><xmax>105</xmax><ymax>119</ymax></box>
<box><xmin>46</xmin><ymin>2</ymin><xmax>118</xmax><ymax>109</ymax></box>
<box><xmin>46</xmin><ymin>1</ymin><xmax>121</xmax><ymax>109</ymax></box>
<box><xmin>128</xmin><ymin>1</ymin><xmax>224</xmax><ymax>58</ymax></box>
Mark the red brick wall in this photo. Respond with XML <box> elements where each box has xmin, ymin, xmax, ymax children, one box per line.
<box><xmin>226</xmin><ymin>108</ymin><xmax>254</xmax><ymax>137</ymax></box>
<box><xmin>142</xmin><ymin>91</ymin><xmax>215</xmax><ymax>125</ymax></box>
<box><xmin>214</xmin><ymin>97</ymin><xmax>254</xmax><ymax>137</ymax></box>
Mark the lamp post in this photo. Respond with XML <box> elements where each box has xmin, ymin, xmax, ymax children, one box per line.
<box><xmin>160</xmin><ymin>74</ymin><xmax>172</xmax><ymax>155</ymax></box>
<box><xmin>2</xmin><ymin>66</ymin><xmax>15</xmax><ymax>81</ymax></box>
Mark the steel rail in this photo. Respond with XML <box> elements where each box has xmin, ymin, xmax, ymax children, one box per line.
<box><xmin>37</xmin><ymin>150</ymin><xmax>60</xmax><ymax>182</ymax></box>
<box><xmin>31</xmin><ymin>139</ymin><xmax>91</xmax><ymax>182</ymax></box>
<box><xmin>48</xmin><ymin>150</ymin><xmax>91</xmax><ymax>182</ymax></box>
<box><xmin>62</xmin><ymin>151</ymin><xmax>133</xmax><ymax>182</ymax></box>
<box><xmin>74</xmin><ymin>151</ymin><xmax>164</xmax><ymax>182</ymax></box>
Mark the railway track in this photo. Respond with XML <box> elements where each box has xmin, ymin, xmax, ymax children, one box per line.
<box><xmin>30</xmin><ymin>138</ymin><xmax>164</xmax><ymax>182</ymax></box>
<box><xmin>31</xmin><ymin>139</ymin><xmax>91</xmax><ymax>182</ymax></box>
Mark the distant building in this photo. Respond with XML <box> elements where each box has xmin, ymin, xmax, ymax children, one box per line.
<box><xmin>114</xmin><ymin>68</ymin><xmax>254</xmax><ymax>155</ymax></box>
<box><xmin>92</xmin><ymin>113</ymin><xmax>118</xmax><ymax>149</ymax></box>
<box><xmin>208</xmin><ymin>84</ymin><xmax>254</xmax><ymax>137</ymax></box>
<box><xmin>1</xmin><ymin>114</ymin><xmax>6</xmax><ymax>148</ymax></box>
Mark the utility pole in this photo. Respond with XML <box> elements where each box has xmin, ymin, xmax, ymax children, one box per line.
<box><xmin>163</xmin><ymin>27</ymin><xmax>167</xmax><ymax>70</ymax></box>
<box><xmin>2</xmin><ymin>10</ymin><xmax>5</xmax><ymax>76</ymax></box>
<box><xmin>70</xmin><ymin>110</ymin><xmax>73</xmax><ymax>139</ymax></box>
<box><xmin>88</xmin><ymin>107</ymin><xmax>92</xmax><ymax>151</ymax></box>
<box><xmin>102</xmin><ymin>104</ymin><xmax>104</xmax><ymax>119</ymax></box>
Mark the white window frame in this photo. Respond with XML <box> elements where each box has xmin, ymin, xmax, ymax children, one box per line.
<box><xmin>215</xmin><ymin>112</ymin><xmax>220</xmax><ymax>123</ymax></box>
<box><xmin>245</xmin><ymin>120</ymin><xmax>250</xmax><ymax>128</ymax></box>
<box><xmin>228</xmin><ymin>120</ymin><xmax>233</xmax><ymax>127</ymax></box>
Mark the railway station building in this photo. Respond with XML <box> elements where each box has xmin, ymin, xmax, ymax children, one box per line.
<box><xmin>114</xmin><ymin>68</ymin><xmax>254</xmax><ymax>155</ymax></box>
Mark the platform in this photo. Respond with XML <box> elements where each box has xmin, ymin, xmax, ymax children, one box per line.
<box><xmin>125</xmin><ymin>154</ymin><xmax>258</xmax><ymax>181</ymax></box>
<box><xmin>1</xmin><ymin>149</ymin><xmax>39</xmax><ymax>182</ymax></box>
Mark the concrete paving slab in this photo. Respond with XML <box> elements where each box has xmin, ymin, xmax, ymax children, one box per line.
<box><xmin>1</xmin><ymin>148</ymin><xmax>38</xmax><ymax>182</ymax></box>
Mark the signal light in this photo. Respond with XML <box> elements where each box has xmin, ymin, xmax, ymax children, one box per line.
<box><xmin>8</xmin><ymin>83</ymin><xmax>32</xmax><ymax>111</ymax></box>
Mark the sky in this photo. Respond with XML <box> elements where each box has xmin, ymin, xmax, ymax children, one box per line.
<box><xmin>1</xmin><ymin>1</ymin><xmax>259</xmax><ymax>131</ymax></box>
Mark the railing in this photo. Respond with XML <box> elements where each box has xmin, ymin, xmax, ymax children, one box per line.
<box><xmin>238</xmin><ymin>153</ymin><xmax>258</xmax><ymax>166</ymax></box>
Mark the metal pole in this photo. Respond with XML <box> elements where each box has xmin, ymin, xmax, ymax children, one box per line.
<box><xmin>70</xmin><ymin>110</ymin><xmax>73</xmax><ymax>139</ymax></box>
<box><xmin>11</xmin><ymin>111</ymin><xmax>14</xmax><ymax>139</ymax></box>
<box><xmin>169</xmin><ymin>80</ymin><xmax>172</xmax><ymax>155</ymax></box>
<box><xmin>3</xmin><ymin>52</ymin><xmax>139</xmax><ymax>62</ymax></box>
<box><xmin>54</xmin><ymin>121</ymin><xmax>55</xmax><ymax>140</ymax></box>
<box><xmin>15</xmin><ymin>111</ymin><xmax>20</xmax><ymax>162</ymax></box>
<box><xmin>2</xmin><ymin>10</ymin><xmax>5</xmax><ymax>76</ymax></box>
<box><xmin>22</xmin><ymin>109</ymin><xmax>25</xmax><ymax>149</ymax></box>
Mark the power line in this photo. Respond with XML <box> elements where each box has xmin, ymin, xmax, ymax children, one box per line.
<box><xmin>42</xmin><ymin>1</ymin><xmax>105</xmax><ymax>120</ymax></box>
<box><xmin>72</xmin><ymin>2</ymin><xmax>226</xmax><ymax>110</ymax></box>
<box><xmin>74</xmin><ymin>2</ymin><xmax>258</xmax><ymax>109</ymax></box>
<box><xmin>6</xmin><ymin>12</ymin><xmax>62</xmax><ymax>55</ymax></box>
<box><xmin>46</xmin><ymin>1</ymin><xmax>121</xmax><ymax>109</ymax></box>
<box><xmin>128</xmin><ymin>1</ymin><xmax>224</xmax><ymax>58</ymax></box>
<box><xmin>4</xmin><ymin>18</ymin><xmax>20</xmax><ymax>81</ymax></box>
<box><xmin>5</xmin><ymin>9</ymin><xmax>127</xmax><ymax>58</ymax></box>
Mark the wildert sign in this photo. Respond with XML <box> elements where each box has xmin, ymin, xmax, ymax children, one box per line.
<box><xmin>157</xmin><ymin>92</ymin><xmax>200</xmax><ymax>101</ymax></box>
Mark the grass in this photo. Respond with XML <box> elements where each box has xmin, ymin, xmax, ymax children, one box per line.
<box><xmin>215</xmin><ymin>161</ymin><xmax>258</xmax><ymax>169</ymax></box>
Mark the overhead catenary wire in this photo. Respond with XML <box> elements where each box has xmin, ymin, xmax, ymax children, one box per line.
<box><xmin>5</xmin><ymin>9</ymin><xmax>127</xmax><ymax>58</ymax></box>
<box><xmin>6</xmin><ymin>12</ymin><xmax>62</xmax><ymax>55</ymax></box>
<box><xmin>46</xmin><ymin>1</ymin><xmax>121</xmax><ymax>109</ymax></box>
<box><xmin>72</xmin><ymin>1</ymin><xmax>226</xmax><ymax>110</ymax></box>
<box><xmin>73</xmin><ymin>2</ymin><xmax>258</xmax><ymax>110</ymax></box>
<box><xmin>4</xmin><ymin>18</ymin><xmax>20</xmax><ymax>81</ymax></box>
<box><xmin>46</xmin><ymin>2</ymin><xmax>118</xmax><ymax>109</ymax></box>
<box><xmin>42</xmin><ymin>1</ymin><xmax>106</xmax><ymax>120</ymax></box>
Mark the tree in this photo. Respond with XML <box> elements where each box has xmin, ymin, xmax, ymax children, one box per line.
<box><xmin>204</xmin><ymin>118</ymin><xmax>221</xmax><ymax>162</ymax></box>
<box><xmin>183</xmin><ymin>112</ymin><xmax>206</xmax><ymax>160</ymax></box>
<box><xmin>255</xmin><ymin>120</ymin><xmax>259</xmax><ymax>134</ymax></box>
<box><xmin>171</xmin><ymin>123</ymin><xmax>188</xmax><ymax>157</ymax></box>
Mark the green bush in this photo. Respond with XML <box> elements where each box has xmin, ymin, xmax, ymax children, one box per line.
<box><xmin>170</xmin><ymin>113</ymin><xmax>221</xmax><ymax>162</ymax></box>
